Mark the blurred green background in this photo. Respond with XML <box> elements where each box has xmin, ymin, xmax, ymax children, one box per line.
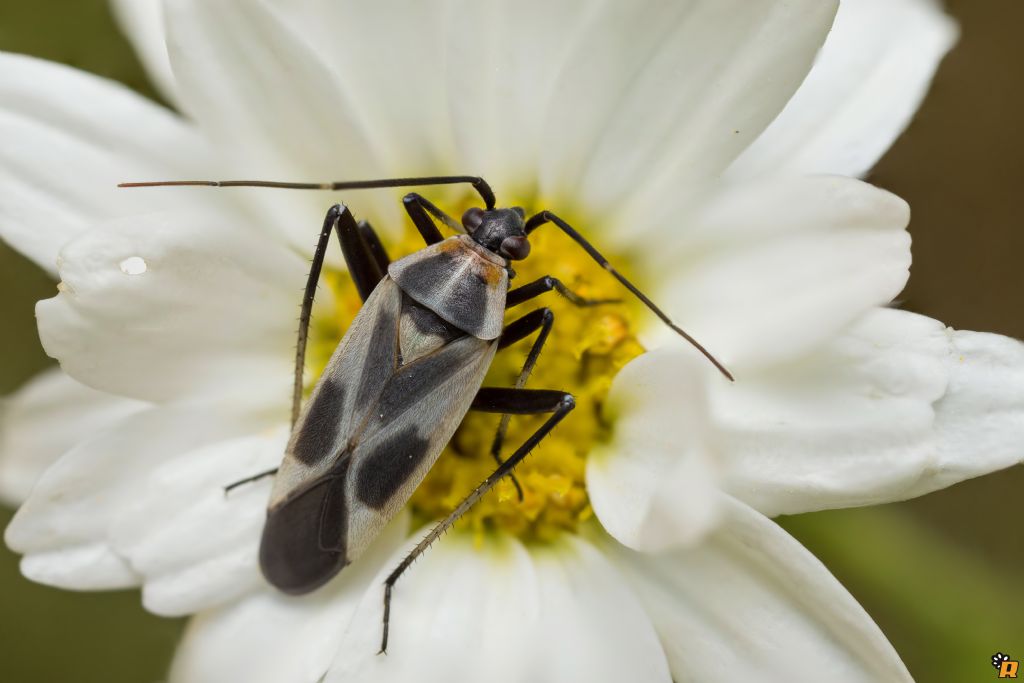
<box><xmin>0</xmin><ymin>1</ymin><xmax>1021</xmax><ymax>681</ymax></box>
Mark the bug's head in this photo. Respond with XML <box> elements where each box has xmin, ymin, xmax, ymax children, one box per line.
<box><xmin>462</xmin><ymin>206</ymin><xmax>531</xmax><ymax>261</ymax></box>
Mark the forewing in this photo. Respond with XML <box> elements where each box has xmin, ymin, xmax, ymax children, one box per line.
<box><xmin>343</xmin><ymin>334</ymin><xmax>497</xmax><ymax>560</ymax></box>
<box><xmin>260</xmin><ymin>276</ymin><xmax>497</xmax><ymax>593</ymax></box>
<box><xmin>271</xmin><ymin>277</ymin><xmax>402</xmax><ymax>504</ymax></box>
<box><xmin>260</xmin><ymin>278</ymin><xmax>402</xmax><ymax>593</ymax></box>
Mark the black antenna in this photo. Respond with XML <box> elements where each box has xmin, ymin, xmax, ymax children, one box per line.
<box><xmin>119</xmin><ymin>175</ymin><xmax>496</xmax><ymax>210</ymax></box>
<box><xmin>119</xmin><ymin>175</ymin><xmax>730</xmax><ymax>378</ymax></box>
<box><xmin>526</xmin><ymin>210</ymin><xmax>734</xmax><ymax>381</ymax></box>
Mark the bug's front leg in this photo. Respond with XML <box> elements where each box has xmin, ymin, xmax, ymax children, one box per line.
<box><xmin>505</xmin><ymin>275</ymin><xmax>620</xmax><ymax>309</ymax></box>
<box><xmin>379</xmin><ymin>387</ymin><xmax>576</xmax><ymax>654</ymax></box>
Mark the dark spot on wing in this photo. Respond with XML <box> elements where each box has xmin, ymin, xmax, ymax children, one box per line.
<box><xmin>292</xmin><ymin>380</ymin><xmax>345</xmax><ymax>466</ymax></box>
<box><xmin>375</xmin><ymin>340</ymin><xmax>464</xmax><ymax>425</ymax></box>
<box><xmin>395</xmin><ymin>250</ymin><xmax>460</xmax><ymax>291</ymax></box>
<box><xmin>260</xmin><ymin>458</ymin><xmax>350</xmax><ymax>594</ymax></box>
<box><xmin>354</xmin><ymin>298</ymin><xmax>399</xmax><ymax>410</ymax></box>
<box><xmin>457</xmin><ymin>276</ymin><xmax>490</xmax><ymax>333</ymax></box>
<box><xmin>356</xmin><ymin>426</ymin><xmax>430</xmax><ymax>509</ymax></box>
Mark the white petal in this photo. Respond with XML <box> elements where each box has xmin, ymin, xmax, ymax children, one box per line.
<box><xmin>20</xmin><ymin>542</ymin><xmax>138</xmax><ymax>590</ymax></box>
<box><xmin>329</xmin><ymin>532</ymin><xmax>671</xmax><ymax>683</ymax></box>
<box><xmin>538</xmin><ymin>0</ymin><xmax>838</xmax><ymax>217</ymax></box>
<box><xmin>729</xmin><ymin>0</ymin><xmax>959</xmax><ymax>179</ymax></box>
<box><xmin>36</xmin><ymin>211</ymin><xmax>304</xmax><ymax>403</ymax></box>
<box><xmin>0</xmin><ymin>52</ymin><xmax>213</xmax><ymax>274</ymax></box>
<box><xmin>0</xmin><ymin>368</ymin><xmax>145</xmax><ymax>506</ymax></box>
<box><xmin>444</xmin><ymin>0</ymin><xmax>598</xmax><ymax>196</ymax></box>
<box><xmin>110</xmin><ymin>427</ymin><xmax>289</xmax><ymax>616</ymax></box>
<box><xmin>715</xmin><ymin>308</ymin><xmax>1024</xmax><ymax>515</ymax></box>
<box><xmin>261</xmin><ymin>0</ymin><xmax>457</xmax><ymax>177</ymax></box>
<box><xmin>163</xmin><ymin>0</ymin><xmax>397</xmax><ymax>245</ymax></box>
<box><xmin>604</xmin><ymin>497</ymin><xmax>912</xmax><ymax>683</ymax></box>
<box><xmin>645</xmin><ymin>176</ymin><xmax>910</xmax><ymax>369</ymax></box>
<box><xmin>5</xmin><ymin>402</ymin><xmax>264</xmax><ymax>590</ymax></box>
<box><xmin>587</xmin><ymin>350</ymin><xmax>721</xmax><ymax>552</ymax></box>
<box><xmin>109</xmin><ymin>0</ymin><xmax>179</xmax><ymax>103</ymax></box>
<box><xmin>169</xmin><ymin>516</ymin><xmax>411</xmax><ymax>683</ymax></box>
<box><xmin>924</xmin><ymin>324</ymin><xmax>1024</xmax><ymax>488</ymax></box>
<box><xmin>163</xmin><ymin>0</ymin><xmax>380</xmax><ymax>167</ymax></box>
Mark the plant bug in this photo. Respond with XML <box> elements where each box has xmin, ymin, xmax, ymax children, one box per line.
<box><xmin>119</xmin><ymin>175</ymin><xmax>733</xmax><ymax>652</ymax></box>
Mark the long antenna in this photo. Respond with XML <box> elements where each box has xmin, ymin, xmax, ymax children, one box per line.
<box><xmin>119</xmin><ymin>176</ymin><xmax>730</xmax><ymax>378</ymax></box>
<box><xmin>526</xmin><ymin>210</ymin><xmax>734</xmax><ymax>381</ymax></box>
<box><xmin>119</xmin><ymin>175</ymin><xmax>496</xmax><ymax>210</ymax></box>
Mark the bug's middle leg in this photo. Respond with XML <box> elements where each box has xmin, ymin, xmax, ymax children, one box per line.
<box><xmin>402</xmin><ymin>192</ymin><xmax>464</xmax><ymax>243</ymax></box>
<box><xmin>380</xmin><ymin>387</ymin><xmax>576</xmax><ymax>654</ymax></box>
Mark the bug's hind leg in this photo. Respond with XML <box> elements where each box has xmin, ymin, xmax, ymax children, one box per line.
<box><xmin>379</xmin><ymin>387</ymin><xmax>575</xmax><ymax>654</ymax></box>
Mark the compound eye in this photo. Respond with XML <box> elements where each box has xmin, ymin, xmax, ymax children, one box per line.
<box><xmin>500</xmin><ymin>235</ymin><xmax>531</xmax><ymax>260</ymax></box>
<box><xmin>462</xmin><ymin>207</ymin><xmax>485</xmax><ymax>232</ymax></box>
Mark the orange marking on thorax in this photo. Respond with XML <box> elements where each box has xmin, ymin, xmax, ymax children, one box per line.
<box><xmin>478</xmin><ymin>261</ymin><xmax>504</xmax><ymax>285</ymax></box>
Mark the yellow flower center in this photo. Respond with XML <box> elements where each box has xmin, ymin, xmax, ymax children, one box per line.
<box><xmin>308</xmin><ymin>201</ymin><xmax>644</xmax><ymax>542</ymax></box>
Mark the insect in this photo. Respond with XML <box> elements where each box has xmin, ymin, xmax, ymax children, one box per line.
<box><xmin>120</xmin><ymin>175</ymin><xmax>733</xmax><ymax>652</ymax></box>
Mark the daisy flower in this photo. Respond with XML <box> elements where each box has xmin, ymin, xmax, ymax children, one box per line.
<box><xmin>2</xmin><ymin>0</ymin><xmax>1020</xmax><ymax>681</ymax></box>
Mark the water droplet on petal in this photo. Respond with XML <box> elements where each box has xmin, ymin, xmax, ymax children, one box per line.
<box><xmin>119</xmin><ymin>256</ymin><xmax>147</xmax><ymax>275</ymax></box>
